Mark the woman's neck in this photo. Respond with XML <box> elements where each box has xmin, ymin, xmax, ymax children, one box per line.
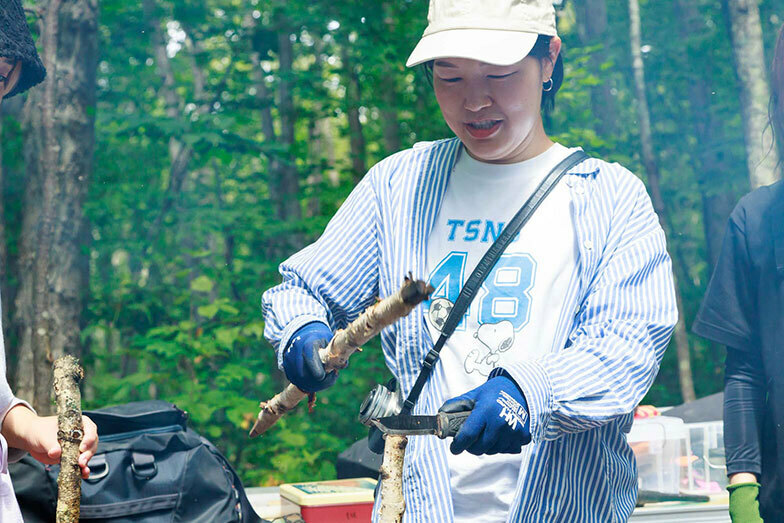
<box><xmin>466</xmin><ymin>121</ymin><xmax>554</xmax><ymax>164</ymax></box>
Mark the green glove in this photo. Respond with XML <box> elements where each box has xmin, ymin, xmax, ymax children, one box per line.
<box><xmin>728</xmin><ymin>482</ymin><xmax>763</xmax><ymax>523</ymax></box>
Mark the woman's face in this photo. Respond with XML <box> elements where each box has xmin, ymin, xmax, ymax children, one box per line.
<box><xmin>432</xmin><ymin>38</ymin><xmax>560</xmax><ymax>164</ymax></box>
<box><xmin>0</xmin><ymin>57</ymin><xmax>21</xmax><ymax>101</ymax></box>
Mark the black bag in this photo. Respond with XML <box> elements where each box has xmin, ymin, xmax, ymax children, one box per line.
<box><xmin>10</xmin><ymin>400</ymin><xmax>262</xmax><ymax>522</ymax></box>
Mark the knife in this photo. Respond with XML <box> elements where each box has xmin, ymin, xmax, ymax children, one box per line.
<box><xmin>371</xmin><ymin>410</ymin><xmax>472</xmax><ymax>439</ymax></box>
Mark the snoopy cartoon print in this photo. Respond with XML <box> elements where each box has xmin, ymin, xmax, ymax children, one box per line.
<box><xmin>464</xmin><ymin>320</ymin><xmax>515</xmax><ymax>376</ymax></box>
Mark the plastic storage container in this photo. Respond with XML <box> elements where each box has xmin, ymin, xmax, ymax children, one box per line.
<box><xmin>627</xmin><ymin>416</ymin><xmax>689</xmax><ymax>494</ymax></box>
<box><xmin>279</xmin><ymin>477</ymin><xmax>377</xmax><ymax>522</ymax></box>
<box><xmin>682</xmin><ymin>420</ymin><xmax>727</xmax><ymax>494</ymax></box>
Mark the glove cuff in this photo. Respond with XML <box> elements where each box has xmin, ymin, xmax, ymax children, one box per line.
<box><xmin>488</xmin><ymin>369</ymin><xmax>525</xmax><ymax>397</ymax></box>
<box><xmin>288</xmin><ymin>321</ymin><xmax>332</xmax><ymax>345</ymax></box>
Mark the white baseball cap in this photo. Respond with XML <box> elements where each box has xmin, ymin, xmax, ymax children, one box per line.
<box><xmin>406</xmin><ymin>0</ymin><xmax>557</xmax><ymax>68</ymax></box>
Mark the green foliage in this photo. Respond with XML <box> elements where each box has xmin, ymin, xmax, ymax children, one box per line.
<box><xmin>2</xmin><ymin>0</ymin><xmax>783</xmax><ymax>488</ymax></box>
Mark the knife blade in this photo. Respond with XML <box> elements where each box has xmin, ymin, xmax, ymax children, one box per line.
<box><xmin>371</xmin><ymin>410</ymin><xmax>472</xmax><ymax>439</ymax></box>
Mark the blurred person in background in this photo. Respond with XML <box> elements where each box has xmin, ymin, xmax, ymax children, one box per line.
<box><xmin>0</xmin><ymin>1</ymin><xmax>97</xmax><ymax>520</ymax></box>
<box><xmin>693</xmin><ymin>22</ymin><xmax>784</xmax><ymax>523</ymax></box>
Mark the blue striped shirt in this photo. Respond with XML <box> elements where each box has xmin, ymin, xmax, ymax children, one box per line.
<box><xmin>262</xmin><ymin>138</ymin><xmax>677</xmax><ymax>522</ymax></box>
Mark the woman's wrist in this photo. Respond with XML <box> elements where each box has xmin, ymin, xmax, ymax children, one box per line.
<box><xmin>1</xmin><ymin>403</ymin><xmax>37</xmax><ymax>451</ymax></box>
<box><xmin>729</xmin><ymin>472</ymin><xmax>759</xmax><ymax>485</ymax></box>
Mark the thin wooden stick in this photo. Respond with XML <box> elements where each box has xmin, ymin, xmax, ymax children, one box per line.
<box><xmin>53</xmin><ymin>355</ymin><xmax>84</xmax><ymax>523</ymax></box>
<box><xmin>378</xmin><ymin>434</ymin><xmax>407</xmax><ymax>523</ymax></box>
<box><xmin>249</xmin><ymin>275</ymin><xmax>432</xmax><ymax>438</ymax></box>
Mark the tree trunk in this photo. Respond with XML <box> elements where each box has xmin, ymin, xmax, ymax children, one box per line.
<box><xmin>2</xmin><ymin>98</ymin><xmax>24</xmax><ymax>388</ymax></box>
<box><xmin>249</xmin><ymin>34</ymin><xmax>281</xmax><ymax>201</ymax></box>
<box><xmin>0</xmin><ymin>115</ymin><xmax>8</xmax><ymax>342</ymax></box>
<box><xmin>341</xmin><ymin>45</ymin><xmax>367</xmax><ymax>183</ymax></box>
<box><xmin>249</xmin><ymin>18</ymin><xmax>302</xmax><ymax>252</ymax></box>
<box><xmin>723</xmin><ymin>0</ymin><xmax>780</xmax><ymax>188</ymax></box>
<box><xmin>142</xmin><ymin>0</ymin><xmax>194</xmax><ymax>246</ymax></box>
<box><xmin>674</xmin><ymin>0</ymin><xmax>738</xmax><ymax>268</ymax></box>
<box><xmin>382</xmin><ymin>97</ymin><xmax>402</xmax><ymax>156</ymax></box>
<box><xmin>15</xmin><ymin>0</ymin><xmax>98</xmax><ymax>413</ymax></box>
<box><xmin>574</xmin><ymin>0</ymin><xmax>617</xmax><ymax>138</ymax></box>
<box><xmin>629</xmin><ymin>0</ymin><xmax>696</xmax><ymax>402</ymax></box>
<box><xmin>275</xmin><ymin>30</ymin><xmax>301</xmax><ymax>224</ymax></box>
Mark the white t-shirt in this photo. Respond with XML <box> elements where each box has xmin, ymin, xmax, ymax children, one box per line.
<box><xmin>423</xmin><ymin>143</ymin><xmax>580</xmax><ymax>521</ymax></box>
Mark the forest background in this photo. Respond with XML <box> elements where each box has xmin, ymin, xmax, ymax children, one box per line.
<box><xmin>2</xmin><ymin>0</ymin><xmax>783</xmax><ymax>486</ymax></box>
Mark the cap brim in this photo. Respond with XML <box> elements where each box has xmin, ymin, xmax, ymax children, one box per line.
<box><xmin>406</xmin><ymin>29</ymin><xmax>538</xmax><ymax>68</ymax></box>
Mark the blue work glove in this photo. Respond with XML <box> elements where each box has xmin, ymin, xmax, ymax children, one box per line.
<box><xmin>282</xmin><ymin>322</ymin><xmax>338</xmax><ymax>393</ymax></box>
<box><xmin>439</xmin><ymin>373</ymin><xmax>531</xmax><ymax>456</ymax></box>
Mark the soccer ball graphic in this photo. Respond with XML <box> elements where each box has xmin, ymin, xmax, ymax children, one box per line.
<box><xmin>428</xmin><ymin>298</ymin><xmax>454</xmax><ymax>331</ymax></box>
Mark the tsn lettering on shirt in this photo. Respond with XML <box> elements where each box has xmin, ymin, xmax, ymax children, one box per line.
<box><xmin>445</xmin><ymin>219</ymin><xmax>519</xmax><ymax>243</ymax></box>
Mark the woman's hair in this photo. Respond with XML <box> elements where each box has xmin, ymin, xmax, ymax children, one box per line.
<box><xmin>771</xmin><ymin>24</ymin><xmax>784</xmax><ymax>159</ymax></box>
<box><xmin>421</xmin><ymin>34</ymin><xmax>563</xmax><ymax>115</ymax></box>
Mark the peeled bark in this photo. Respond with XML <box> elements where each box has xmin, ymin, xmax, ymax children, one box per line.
<box><xmin>53</xmin><ymin>355</ymin><xmax>84</xmax><ymax>523</ymax></box>
<box><xmin>723</xmin><ymin>0</ymin><xmax>780</xmax><ymax>188</ymax></box>
<box><xmin>378</xmin><ymin>434</ymin><xmax>407</xmax><ymax>523</ymax></box>
<box><xmin>629</xmin><ymin>0</ymin><xmax>695</xmax><ymax>402</ymax></box>
<box><xmin>15</xmin><ymin>0</ymin><xmax>97</xmax><ymax>413</ymax></box>
<box><xmin>249</xmin><ymin>277</ymin><xmax>433</xmax><ymax>437</ymax></box>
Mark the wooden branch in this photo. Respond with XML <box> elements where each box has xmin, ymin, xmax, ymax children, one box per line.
<box><xmin>249</xmin><ymin>276</ymin><xmax>433</xmax><ymax>438</ymax></box>
<box><xmin>378</xmin><ymin>434</ymin><xmax>407</xmax><ymax>523</ymax></box>
<box><xmin>53</xmin><ymin>356</ymin><xmax>85</xmax><ymax>523</ymax></box>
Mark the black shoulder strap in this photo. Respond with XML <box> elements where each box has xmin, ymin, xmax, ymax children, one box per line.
<box><xmin>400</xmin><ymin>150</ymin><xmax>590</xmax><ymax>414</ymax></box>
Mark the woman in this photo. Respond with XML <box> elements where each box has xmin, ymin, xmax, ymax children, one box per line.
<box><xmin>693</xmin><ymin>23</ymin><xmax>784</xmax><ymax>523</ymax></box>
<box><xmin>263</xmin><ymin>0</ymin><xmax>676</xmax><ymax>520</ymax></box>
<box><xmin>0</xmin><ymin>1</ymin><xmax>97</xmax><ymax>520</ymax></box>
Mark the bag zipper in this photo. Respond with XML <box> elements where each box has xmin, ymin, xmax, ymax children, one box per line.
<box><xmin>100</xmin><ymin>424</ymin><xmax>184</xmax><ymax>442</ymax></box>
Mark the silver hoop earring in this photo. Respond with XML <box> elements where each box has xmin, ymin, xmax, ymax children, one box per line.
<box><xmin>543</xmin><ymin>78</ymin><xmax>553</xmax><ymax>92</ymax></box>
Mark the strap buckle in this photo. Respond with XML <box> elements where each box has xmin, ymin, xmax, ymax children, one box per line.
<box><xmin>131</xmin><ymin>452</ymin><xmax>157</xmax><ymax>480</ymax></box>
<box><xmin>422</xmin><ymin>348</ymin><xmax>440</xmax><ymax>370</ymax></box>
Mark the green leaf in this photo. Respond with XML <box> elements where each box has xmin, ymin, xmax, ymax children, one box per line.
<box><xmin>218</xmin><ymin>302</ymin><xmax>240</xmax><ymax>315</ymax></box>
<box><xmin>215</xmin><ymin>326</ymin><xmax>240</xmax><ymax>349</ymax></box>
<box><xmin>197</xmin><ymin>303</ymin><xmax>220</xmax><ymax>319</ymax></box>
<box><xmin>190</xmin><ymin>275</ymin><xmax>214</xmax><ymax>292</ymax></box>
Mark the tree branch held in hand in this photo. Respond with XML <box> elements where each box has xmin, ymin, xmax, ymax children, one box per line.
<box><xmin>53</xmin><ymin>355</ymin><xmax>85</xmax><ymax>523</ymax></box>
<box><xmin>249</xmin><ymin>275</ymin><xmax>432</xmax><ymax>438</ymax></box>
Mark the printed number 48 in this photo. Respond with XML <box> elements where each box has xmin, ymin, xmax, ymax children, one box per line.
<box><xmin>427</xmin><ymin>252</ymin><xmax>535</xmax><ymax>330</ymax></box>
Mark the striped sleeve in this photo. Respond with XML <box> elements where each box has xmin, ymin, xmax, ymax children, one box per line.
<box><xmin>498</xmin><ymin>176</ymin><xmax>677</xmax><ymax>443</ymax></box>
<box><xmin>262</xmin><ymin>171</ymin><xmax>381</xmax><ymax>367</ymax></box>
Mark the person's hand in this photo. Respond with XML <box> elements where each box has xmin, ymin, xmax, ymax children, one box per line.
<box><xmin>439</xmin><ymin>373</ymin><xmax>530</xmax><ymax>455</ymax></box>
<box><xmin>282</xmin><ymin>322</ymin><xmax>337</xmax><ymax>393</ymax></box>
<box><xmin>634</xmin><ymin>405</ymin><xmax>660</xmax><ymax>419</ymax></box>
<box><xmin>2</xmin><ymin>405</ymin><xmax>98</xmax><ymax>479</ymax></box>
<box><xmin>727</xmin><ymin>481</ymin><xmax>763</xmax><ymax>523</ymax></box>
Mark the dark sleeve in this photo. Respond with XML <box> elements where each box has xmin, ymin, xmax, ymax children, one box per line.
<box><xmin>724</xmin><ymin>347</ymin><xmax>766</xmax><ymax>476</ymax></box>
<box><xmin>692</xmin><ymin>210</ymin><xmax>758</xmax><ymax>352</ymax></box>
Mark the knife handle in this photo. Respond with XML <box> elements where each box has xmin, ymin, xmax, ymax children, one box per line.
<box><xmin>436</xmin><ymin>410</ymin><xmax>472</xmax><ymax>439</ymax></box>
